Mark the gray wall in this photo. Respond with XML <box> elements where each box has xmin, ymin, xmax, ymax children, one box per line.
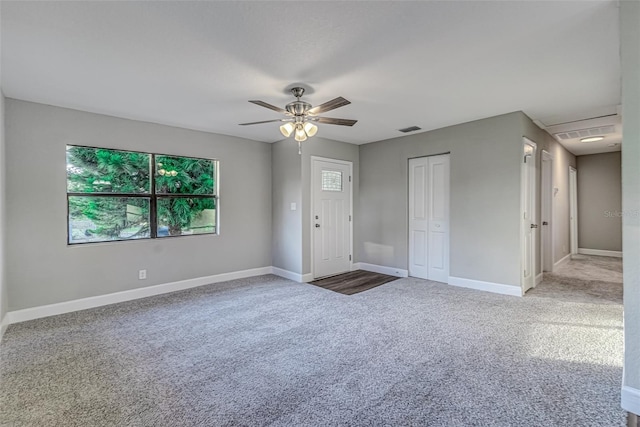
<box><xmin>576</xmin><ymin>152</ymin><xmax>622</xmax><ymax>252</ymax></box>
<box><xmin>621</xmin><ymin>0</ymin><xmax>640</xmax><ymax>395</ymax></box>
<box><xmin>271</xmin><ymin>137</ymin><xmax>359</xmax><ymax>277</ymax></box>
<box><xmin>5</xmin><ymin>99</ymin><xmax>272</xmax><ymax>310</ymax></box>
<box><xmin>358</xmin><ymin>112</ymin><xmax>523</xmax><ymax>287</ymax></box>
<box><xmin>0</xmin><ymin>93</ymin><xmax>6</xmax><ymax>330</ymax></box>
<box><xmin>0</xmin><ymin>0</ymin><xmax>7</xmax><ymax>330</ymax></box>
<box><xmin>521</xmin><ymin>115</ymin><xmax>577</xmax><ymax>272</ymax></box>
<box><xmin>548</xmin><ymin>137</ymin><xmax>577</xmax><ymax>264</ymax></box>
<box><xmin>271</xmin><ymin>139</ymin><xmax>302</xmax><ymax>274</ymax></box>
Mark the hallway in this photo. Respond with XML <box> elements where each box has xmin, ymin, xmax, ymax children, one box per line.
<box><xmin>527</xmin><ymin>255</ymin><xmax>622</xmax><ymax>304</ymax></box>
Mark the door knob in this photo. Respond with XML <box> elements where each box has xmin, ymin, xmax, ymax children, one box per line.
<box><xmin>530</xmin><ymin>224</ymin><xmax>538</xmax><ymax>229</ymax></box>
<box><xmin>315</xmin><ymin>224</ymin><xmax>320</xmax><ymax>228</ymax></box>
<box><xmin>542</xmin><ymin>221</ymin><xmax>548</xmax><ymax>225</ymax></box>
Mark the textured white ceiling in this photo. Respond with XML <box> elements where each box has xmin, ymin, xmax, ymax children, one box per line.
<box><xmin>1</xmin><ymin>1</ymin><xmax>621</xmax><ymax>147</ymax></box>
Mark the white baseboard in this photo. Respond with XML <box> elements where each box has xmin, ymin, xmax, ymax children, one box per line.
<box><xmin>6</xmin><ymin>266</ymin><xmax>272</xmax><ymax>325</ymax></box>
<box><xmin>351</xmin><ymin>262</ymin><xmax>361</xmax><ymax>271</ymax></box>
<box><xmin>535</xmin><ymin>273</ymin><xmax>543</xmax><ymax>286</ymax></box>
<box><xmin>270</xmin><ymin>268</ymin><xmax>313</xmax><ymax>283</ymax></box>
<box><xmin>448</xmin><ymin>276</ymin><xmax>523</xmax><ymax>297</ymax></box>
<box><xmin>0</xmin><ymin>314</ymin><xmax>7</xmax><ymax>343</ymax></box>
<box><xmin>554</xmin><ymin>253</ymin><xmax>571</xmax><ymax>270</ymax></box>
<box><xmin>271</xmin><ymin>267</ymin><xmax>304</xmax><ymax>282</ymax></box>
<box><xmin>578</xmin><ymin>248</ymin><xmax>623</xmax><ymax>258</ymax></box>
<box><xmin>357</xmin><ymin>262</ymin><xmax>408</xmax><ymax>278</ymax></box>
<box><xmin>622</xmin><ymin>386</ymin><xmax>640</xmax><ymax>416</ymax></box>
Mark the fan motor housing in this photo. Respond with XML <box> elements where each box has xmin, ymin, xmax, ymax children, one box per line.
<box><xmin>286</xmin><ymin>101</ymin><xmax>312</xmax><ymax>116</ymax></box>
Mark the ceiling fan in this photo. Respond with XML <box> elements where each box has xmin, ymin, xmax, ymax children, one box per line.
<box><xmin>239</xmin><ymin>87</ymin><xmax>357</xmax><ymax>151</ymax></box>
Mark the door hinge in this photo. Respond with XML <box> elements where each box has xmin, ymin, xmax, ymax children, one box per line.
<box><xmin>349</xmin><ymin>255</ymin><xmax>352</xmax><ymax>261</ymax></box>
<box><xmin>349</xmin><ymin>215</ymin><xmax>352</xmax><ymax>221</ymax></box>
<box><xmin>349</xmin><ymin>175</ymin><xmax>352</xmax><ymax>182</ymax></box>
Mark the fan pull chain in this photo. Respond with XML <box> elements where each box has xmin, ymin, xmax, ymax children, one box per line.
<box><xmin>298</xmin><ymin>140</ymin><xmax>302</xmax><ymax>155</ymax></box>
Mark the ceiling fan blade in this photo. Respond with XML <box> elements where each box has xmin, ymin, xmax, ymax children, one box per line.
<box><xmin>249</xmin><ymin>100</ymin><xmax>287</xmax><ymax>114</ymax></box>
<box><xmin>314</xmin><ymin>117</ymin><xmax>358</xmax><ymax>126</ymax></box>
<box><xmin>308</xmin><ymin>97</ymin><xmax>351</xmax><ymax>115</ymax></box>
<box><xmin>239</xmin><ymin>119</ymin><xmax>286</xmax><ymax>126</ymax></box>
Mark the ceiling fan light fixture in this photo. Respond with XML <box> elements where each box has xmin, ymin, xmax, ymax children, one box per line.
<box><xmin>294</xmin><ymin>126</ymin><xmax>308</xmax><ymax>142</ymax></box>
<box><xmin>242</xmin><ymin>86</ymin><xmax>356</xmax><ymax>154</ymax></box>
<box><xmin>303</xmin><ymin>122</ymin><xmax>318</xmax><ymax>137</ymax></box>
<box><xmin>280</xmin><ymin>122</ymin><xmax>294</xmax><ymax>137</ymax></box>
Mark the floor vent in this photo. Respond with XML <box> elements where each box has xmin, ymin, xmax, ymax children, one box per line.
<box><xmin>398</xmin><ymin>126</ymin><xmax>422</xmax><ymax>133</ymax></box>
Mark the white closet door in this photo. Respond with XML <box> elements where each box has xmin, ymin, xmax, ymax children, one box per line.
<box><xmin>427</xmin><ymin>155</ymin><xmax>450</xmax><ymax>283</ymax></box>
<box><xmin>409</xmin><ymin>154</ymin><xmax>450</xmax><ymax>283</ymax></box>
<box><xmin>409</xmin><ymin>157</ymin><xmax>429</xmax><ymax>279</ymax></box>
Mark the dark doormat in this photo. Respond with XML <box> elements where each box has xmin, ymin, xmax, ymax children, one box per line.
<box><xmin>309</xmin><ymin>270</ymin><xmax>399</xmax><ymax>295</ymax></box>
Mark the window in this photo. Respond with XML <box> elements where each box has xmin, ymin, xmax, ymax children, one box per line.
<box><xmin>67</xmin><ymin>146</ymin><xmax>218</xmax><ymax>244</ymax></box>
<box><xmin>321</xmin><ymin>170</ymin><xmax>343</xmax><ymax>192</ymax></box>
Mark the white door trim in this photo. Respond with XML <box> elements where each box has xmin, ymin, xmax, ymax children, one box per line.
<box><xmin>569</xmin><ymin>166</ymin><xmax>579</xmax><ymax>256</ymax></box>
<box><xmin>541</xmin><ymin>150</ymin><xmax>554</xmax><ymax>272</ymax></box>
<box><xmin>310</xmin><ymin>156</ymin><xmax>353</xmax><ymax>280</ymax></box>
<box><xmin>521</xmin><ymin>137</ymin><xmax>537</xmax><ymax>293</ymax></box>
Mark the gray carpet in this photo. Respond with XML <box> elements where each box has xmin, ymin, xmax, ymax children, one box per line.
<box><xmin>527</xmin><ymin>254</ymin><xmax>623</xmax><ymax>304</ymax></box>
<box><xmin>0</xmin><ymin>269</ymin><xmax>624</xmax><ymax>426</ymax></box>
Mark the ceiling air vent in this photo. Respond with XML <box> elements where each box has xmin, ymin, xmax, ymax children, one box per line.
<box><xmin>554</xmin><ymin>125</ymin><xmax>616</xmax><ymax>141</ymax></box>
<box><xmin>398</xmin><ymin>126</ymin><xmax>422</xmax><ymax>133</ymax></box>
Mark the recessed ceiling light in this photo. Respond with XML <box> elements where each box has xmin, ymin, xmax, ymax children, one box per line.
<box><xmin>580</xmin><ymin>136</ymin><xmax>604</xmax><ymax>143</ymax></box>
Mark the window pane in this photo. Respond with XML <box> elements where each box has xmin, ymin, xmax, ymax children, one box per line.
<box><xmin>155</xmin><ymin>155</ymin><xmax>215</xmax><ymax>195</ymax></box>
<box><xmin>68</xmin><ymin>196</ymin><xmax>150</xmax><ymax>244</ymax></box>
<box><xmin>322</xmin><ymin>170</ymin><xmax>343</xmax><ymax>191</ymax></box>
<box><xmin>66</xmin><ymin>146</ymin><xmax>150</xmax><ymax>194</ymax></box>
<box><xmin>157</xmin><ymin>197</ymin><xmax>216</xmax><ymax>237</ymax></box>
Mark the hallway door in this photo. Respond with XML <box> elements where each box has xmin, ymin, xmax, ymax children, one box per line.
<box><xmin>521</xmin><ymin>138</ymin><xmax>537</xmax><ymax>292</ymax></box>
<box><xmin>541</xmin><ymin>150</ymin><xmax>554</xmax><ymax>272</ymax></box>
<box><xmin>569</xmin><ymin>167</ymin><xmax>578</xmax><ymax>256</ymax></box>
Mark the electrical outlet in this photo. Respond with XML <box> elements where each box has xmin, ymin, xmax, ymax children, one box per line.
<box><xmin>138</xmin><ymin>269</ymin><xmax>147</xmax><ymax>280</ymax></box>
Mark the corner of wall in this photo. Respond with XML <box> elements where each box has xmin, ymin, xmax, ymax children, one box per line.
<box><xmin>621</xmin><ymin>0</ymin><xmax>640</xmax><ymax>395</ymax></box>
<box><xmin>622</xmin><ymin>385</ymin><xmax>640</xmax><ymax>418</ymax></box>
<box><xmin>0</xmin><ymin>315</ymin><xmax>7</xmax><ymax>343</ymax></box>
<box><xmin>0</xmin><ymin>91</ymin><xmax>7</xmax><ymax>338</ymax></box>
<box><xmin>271</xmin><ymin>139</ymin><xmax>303</xmax><ymax>274</ymax></box>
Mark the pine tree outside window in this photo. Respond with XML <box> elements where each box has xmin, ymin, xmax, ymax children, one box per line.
<box><xmin>66</xmin><ymin>145</ymin><xmax>218</xmax><ymax>244</ymax></box>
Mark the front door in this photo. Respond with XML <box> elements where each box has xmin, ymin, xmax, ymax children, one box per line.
<box><xmin>312</xmin><ymin>158</ymin><xmax>352</xmax><ymax>278</ymax></box>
